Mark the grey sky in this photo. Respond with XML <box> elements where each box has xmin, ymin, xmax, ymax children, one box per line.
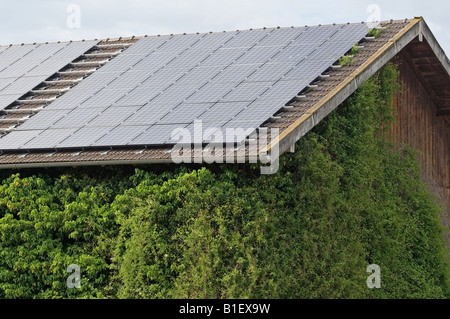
<box><xmin>0</xmin><ymin>0</ymin><xmax>449</xmax><ymax>56</ymax></box>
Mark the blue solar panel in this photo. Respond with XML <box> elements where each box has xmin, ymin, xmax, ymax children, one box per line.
<box><xmin>1</xmin><ymin>23</ymin><xmax>369</xmax><ymax>149</ymax></box>
<box><xmin>0</xmin><ymin>40</ymin><xmax>98</xmax><ymax>111</ymax></box>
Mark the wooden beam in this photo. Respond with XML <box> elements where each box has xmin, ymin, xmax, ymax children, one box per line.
<box><xmin>437</xmin><ymin>108</ymin><xmax>450</xmax><ymax>116</ymax></box>
<box><xmin>399</xmin><ymin>49</ymin><xmax>443</xmax><ymax>111</ymax></box>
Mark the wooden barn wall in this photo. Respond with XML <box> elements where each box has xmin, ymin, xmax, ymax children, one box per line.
<box><xmin>390</xmin><ymin>54</ymin><xmax>450</xmax><ymax>217</ymax></box>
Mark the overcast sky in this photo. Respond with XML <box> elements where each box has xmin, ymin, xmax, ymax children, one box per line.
<box><xmin>0</xmin><ymin>0</ymin><xmax>448</xmax><ymax>55</ymax></box>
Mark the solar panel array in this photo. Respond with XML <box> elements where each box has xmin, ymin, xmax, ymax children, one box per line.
<box><xmin>0</xmin><ymin>24</ymin><xmax>368</xmax><ymax>150</ymax></box>
<box><xmin>0</xmin><ymin>40</ymin><xmax>98</xmax><ymax>110</ymax></box>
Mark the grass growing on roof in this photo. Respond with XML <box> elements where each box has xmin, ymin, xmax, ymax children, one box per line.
<box><xmin>338</xmin><ymin>44</ymin><xmax>360</xmax><ymax>66</ymax></box>
<box><xmin>368</xmin><ymin>28</ymin><xmax>383</xmax><ymax>38</ymax></box>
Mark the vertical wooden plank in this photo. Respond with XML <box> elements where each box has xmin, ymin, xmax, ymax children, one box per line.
<box><xmin>392</xmin><ymin>53</ymin><xmax>450</xmax><ymax>216</ymax></box>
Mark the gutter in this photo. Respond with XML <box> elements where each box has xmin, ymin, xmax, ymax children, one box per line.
<box><xmin>0</xmin><ymin>156</ymin><xmax>262</xmax><ymax>169</ymax></box>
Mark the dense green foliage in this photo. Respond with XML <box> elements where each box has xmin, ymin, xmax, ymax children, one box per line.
<box><xmin>0</xmin><ymin>64</ymin><xmax>448</xmax><ymax>299</ymax></box>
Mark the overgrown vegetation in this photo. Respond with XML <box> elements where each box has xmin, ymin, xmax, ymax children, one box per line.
<box><xmin>338</xmin><ymin>44</ymin><xmax>360</xmax><ymax>66</ymax></box>
<box><xmin>0</xmin><ymin>64</ymin><xmax>448</xmax><ymax>299</ymax></box>
<box><xmin>368</xmin><ymin>27</ymin><xmax>383</xmax><ymax>38</ymax></box>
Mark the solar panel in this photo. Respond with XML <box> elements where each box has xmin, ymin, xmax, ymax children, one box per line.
<box><xmin>26</xmin><ymin>59</ymin><xmax>70</xmax><ymax>77</ymax></box>
<box><xmin>165</xmin><ymin>49</ymin><xmax>212</xmax><ymax>69</ymax></box>
<box><xmin>0</xmin><ymin>78</ymin><xmax>15</xmax><ymax>91</ymax></box>
<box><xmin>113</xmin><ymin>87</ymin><xmax>162</xmax><ymax>106</ymax></box>
<box><xmin>57</xmin><ymin>41</ymin><xmax>95</xmax><ymax>56</ymax></box>
<box><xmin>92</xmin><ymin>125</ymin><xmax>148</xmax><ymax>146</ymax></box>
<box><xmin>258</xmin><ymin>80</ymin><xmax>306</xmax><ymax>100</ymax></box>
<box><xmin>291</xmin><ymin>25</ymin><xmax>343</xmax><ymax>45</ymax></box>
<box><xmin>0</xmin><ymin>130</ymin><xmax>41</xmax><ymax>149</ymax></box>
<box><xmin>0</xmin><ymin>76</ymin><xmax>43</xmax><ymax>94</ymax></box>
<box><xmin>199</xmin><ymin>102</ymin><xmax>249</xmax><ymax>126</ymax></box>
<box><xmin>201</xmin><ymin>48</ymin><xmax>248</xmax><ymax>66</ymax></box>
<box><xmin>329</xmin><ymin>23</ymin><xmax>373</xmax><ymax>42</ymax></box>
<box><xmin>22</xmin><ymin>128</ymin><xmax>78</xmax><ymax>149</ymax></box>
<box><xmin>207</xmin><ymin>65</ymin><xmax>255</xmax><ymax>85</ymax></box>
<box><xmin>2</xmin><ymin>23</ymin><xmax>369</xmax><ymax>150</ymax></box>
<box><xmin>234</xmin><ymin>46</ymin><xmax>284</xmax><ymax>64</ymax></box>
<box><xmin>174</xmin><ymin>66</ymin><xmax>222</xmax><ymax>86</ymax></box>
<box><xmin>157</xmin><ymin>103</ymin><xmax>211</xmax><ymax>124</ymax></box>
<box><xmin>257</xmin><ymin>27</ymin><xmax>307</xmax><ymax>47</ymax></box>
<box><xmin>24</xmin><ymin>42</ymin><xmax>68</xmax><ymax>60</ymax></box>
<box><xmin>56</xmin><ymin>126</ymin><xmax>112</xmax><ymax>148</ymax></box>
<box><xmin>129</xmin><ymin>124</ymin><xmax>189</xmax><ymax>145</ymax></box>
<box><xmin>18</xmin><ymin>110</ymin><xmax>68</xmax><ymax>130</ymax></box>
<box><xmin>0</xmin><ymin>94</ymin><xmax>21</xmax><ymax>109</ymax></box>
<box><xmin>51</xmin><ymin>108</ymin><xmax>104</xmax><ymax>129</ymax></box>
<box><xmin>220</xmin><ymin>82</ymin><xmax>271</xmax><ymax>102</ymax></box>
<box><xmin>96</xmin><ymin>54</ymin><xmax>144</xmax><ymax>73</ymax></box>
<box><xmin>0</xmin><ymin>40</ymin><xmax>98</xmax><ymax>112</ymax></box>
<box><xmin>246</xmin><ymin>62</ymin><xmax>295</xmax><ymax>82</ymax></box>
<box><xmin>220</xmin><ymin>120</ymin><xmax>261</xmax><ymax>143</ymax></box>
<box><xmin>106</xmin><ymin>70</ymin><xmax>151</xmax><ymax>90</ymax></box>
<box><xmin>122</xmin><ymin>103</ymin><xmax>172</xmax><ymax>125</ymax></box>
<box><xmin>44</xmin><ymin>88</ymin><xmax>97</xmax><ymax>110</ymax></box>
<box><xmin>79</xmin><ymin>89</ymin><xmax>129</xmax><ymax>109</ymax></box>
<box><xmin>69</xmin><ymin>72</ymin><xmax>122</xmax><ymax>93</ymax></box>
<box><xmin>150</xmin><ymin>84</ymin><xmax>198</xmax><ymax>105</ymax></box>
<box><xmin>185</xmin><ymin>83</ymin><xmax>235</xmax><ymax>103</ymax></box>
<box><xmin>156</xmin><ymin>33</ymin><xmax>205</xmax><ymax>52</ymax></box>
<box><xmin>183</xmin><ymin>122</ymin><xmax>224</xmax><ymax>143</ymax></box>
<box><xmin>85</xmin><ymin>106</ymin><xmax>140</xmax><ymax>127</ymax></box>
<box><xmin>0</xmin><ymin>45</ymin><xmax>38</xmax><ymax>75</ymax></box>
<box><xmin>139</xmin><ymin>68</ymin><xmax>186</xmax><ymax>88</ymax></box>
<box><xmin>189</xmin><ymin>31</ymin><xmax>237</xmax><ymax>50</ymax></box>
<box><xmin>131</xmin><ymin>51</ymin><xmax>179</xmax><ymax>71</ymax></box>
<box><xmin>121</xmin><ymin>36</ymin><xmax>171</xmax><ymax>55</ymax></box>
<box><xmin>270</xmin><ymin>45</ymin><xmax>316</xmax><ymax>63</ymax></box>
<box><xmin>0</xmin><ymin>59</ymin><xmax>37</xmax><ymax>77</ymax></box>
<box><xmin>281</xmin><ymin>61</ymin><xmax>335</xmax><ymax>81</ymax></box>
<box><xmin>222</xmin><ymin>29</ymin><xmax>273</xmax><ymax>48</ymax></box>
<box><xmin>230</xmin><ymin>100</ymin><xmax>287</xmax><ymax>123</ymax></box>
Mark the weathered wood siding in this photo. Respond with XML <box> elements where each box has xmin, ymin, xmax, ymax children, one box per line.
<box><xmin>391</xmin><ymin>53</ymin><xmax>450</xmax><ymax>216</ymax></box>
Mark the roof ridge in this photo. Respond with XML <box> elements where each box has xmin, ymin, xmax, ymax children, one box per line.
<box><xmin>0</xmin><ymin>38</ymin><xmax>97</xmax><ymax>48</ymax></box>
<box><xmin>0</xmin><ymin>18</ymin><xmax>414</xmax><ymax>48</ymax></box>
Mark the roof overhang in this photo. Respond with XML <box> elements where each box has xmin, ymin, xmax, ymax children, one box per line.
<box><xmin>269</xmin><ymin>17</ymin><xmax>450</xmax><ymax>156</ymax></box>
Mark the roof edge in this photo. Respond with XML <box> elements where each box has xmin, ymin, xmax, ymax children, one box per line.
<box><xmin>0</xmin><ymin>19</ymin><xmax>411</xmax><ymax>48</ymax></box>
<box><xmin>0</xmin><ymin>156</ymin><xmax>262</xmax><ymax>169</ymax></box>
<box><xmin>419</xmin><ymin>18</ymin><xmax>450</xmax><ymax>77</ymax></box>
<box><xmin>268</xmin><ymin>18</ymin><xmax>436</xmax><ymax>157</ymax></box>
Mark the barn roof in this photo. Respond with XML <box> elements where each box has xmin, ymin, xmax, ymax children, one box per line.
<box><xmin>0</xmin><ymin>17</ymin><xmax>448</xmax><ymax>169</ymax></box>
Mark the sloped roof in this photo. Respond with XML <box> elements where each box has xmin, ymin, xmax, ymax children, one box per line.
<box><xmin>0</xmin><ymin>17</ymin><xmax>448</xmax><ymax>168</ymax></box>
